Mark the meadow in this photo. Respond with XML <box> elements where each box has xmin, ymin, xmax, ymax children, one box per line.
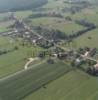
<box><xmin>0</xmin><ymin>36</ymin><xmax>43</xmax><ymax>78</ymax></box>
<box><xmin>71</xmin><ymin>8</ymin><xmax>98</xmax><ymax>26</ymax></box>
<box><xmin>74</xmin><ymin>29</ymin><xmax>98</xmax><ymax>49</ymax></box>
<box><xmin>31</xmin><ymin>17</ymin><xmax>85</xmax><ymax>35</ymax></box>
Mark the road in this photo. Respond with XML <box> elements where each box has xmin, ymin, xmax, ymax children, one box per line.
<box><xmin>0</xmin><ymin>59</ymin><xmax>46</xmax><ymax>82</ymax></box>
<box><xmin>24</xmin><ymin>57</ymin><xmax>39</xmax><ymax>70</ymax></box>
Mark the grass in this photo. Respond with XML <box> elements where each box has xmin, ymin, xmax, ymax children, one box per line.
<box><xmin>0</xmin><ymin>59</ymin><xmax>71</xmax><ymax>100</ymax></box>
<box><xmin>71</xmin><ymin>8</ymin><xmax>98</xmax><ymax>26</ymax></box>
<box><xmin>0</xmin><ymin>13</ymin><xmax>10</xmax><ymax>21</ymax></box>
<box><xmin>0</xmin><ymin>4</ymin><xmax>98</xmax><ymax>100</ymax></box>
<box><xmin>0</xmin><ymin>20</ymin><xmax>14</xmax><ymax>32</ymax></box>
<box><xmin>31</xmin><ymin>17</ymin><xmax>85</xmax><ymax>35</ymax></box>
<box><xmin>0</xmin><ymin>27</ymin><xmax>8</xmax><ymax>33</ymax></box>
<box><xmin>0</xmin><ymin>36</ymin><xmax>44</xmax><ymax>78</ymax></box>
<box><xmin>14</xmin><ymin>10</ymin><xmax>33</xmax><ymax>19</ymax></box>
<box><xmin>22</xmin><ymin>70</ymin><xmax>98</xmax><ymax>100</ymax></box>
<box><xmin>74</xmin><ymin>29</ymin><xmax>98</xmax><ymax>49</ymax></box>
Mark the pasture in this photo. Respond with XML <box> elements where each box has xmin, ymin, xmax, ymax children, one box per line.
<box><xmin>0</xmin><ymin>20</ymin><xmax>14</xmax><ymax>32</ymax></box>
<box><xmin>14</xmin><ymin>10</ymin><xmax>33</xmax><ymax>19</ymax></box>
<box><xmin>74</xmin><ymin>29</ymin><xmax>98</xmax><ymax>49</ymax></box>
<box><xmin>31</xmin><ymin>17</ymin><xmax>85</xmax><ymax>35</ymax></box>
<box><xmin>71</xmin><ymin>8</ymin><xmax>98</xmax><ymax>26</ymax></box>
<box><xmin>0</xmin><ymin>36</ymin><xmax>43</xmax><ymax>78</ymax></box>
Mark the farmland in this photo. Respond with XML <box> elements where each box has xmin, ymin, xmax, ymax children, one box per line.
<box><xmin>71</xmin><ymin>8</ymin><xmax>98</xmax><ymax>26</ymax></box>
<box><xmin>0</xmin><ymin>59</ymin><xmax>72</xmax><ymax>100</ymax></box>
<box><xmin>31</xmin><ymin>17</ymin><xmax>85</xmax><ymax>35</ymax></box>
<box><xmin>23</xmin><ymin>70</ymin><xmax>98</xmax><ymax>100</ymax></box>
<box><xmin>0</xmin><ymin>36</ymin><xmax>44</xmax><ymax>78</ymax></box>
<box><xmin>0</xmin><ymin>0</ymin><xmax>98</xmax><ymax>100</ymax></box>
<box><xmin>74</xmin><ymin>29</ymin><xmax>98</xmax><ymax>48</ymax></box>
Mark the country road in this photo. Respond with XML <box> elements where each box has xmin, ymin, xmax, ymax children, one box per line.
<box><xmin>0</xmin><ymin>59</ymin><xmax>46</xmax><ymax>82</ymax></box>
<box><xmin>24</xmin><ymin>57</ymin><xmax>39</xmax><ymax>70</ymax></box>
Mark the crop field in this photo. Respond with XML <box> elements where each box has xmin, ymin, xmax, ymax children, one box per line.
<box><xmin>0</xmin><ymin>13</ymin><xmax>10</xmax><ymax>21</ymax></box>
<box><xmin>42</xmin><ymin>0</ymin><xmax>75</xmax><ymax>11</ymax></box>
<box><xmin>14</xmin><ymin>10</ymin><xmax>33</xmax><ymax>19</ymax></box>
<box><xmin>74</xmin><ymin>29</ymin><xmax>98</xmax><ymax>49</ymax></box>
<box><xmin>71</xmin><ymin>8</ymin><xmax>98</xmax><ymax>26</ymax></box>
<box><xmin>23</xmin><ymin>70</ymin><xmax>98</xmax><ymax>100</ymax></box>
<box><xmin>0</xmin><ymin>20</ymin><xmax>14</xmax><ymax>32</ymax></box>
<box><xmin>0</xmin><ymin>59</ymin><xmax>72</xmax><ymax>100</ymax></box>
<box><xmin>42</xmin><ymin>0</ymin><xmax>67</xmax><ymax>9</ymax></box>
<box><xmin>0</xmin><ymin>27</ymin><xmax>8</xmax><ymax>33</ymax></box>
<box><xmin>0</xmin><ymin>1</ymin><xmax>98</xmax><ymax>100</ymax></box>
<box><xmin>0</xmin><ymin>36</ymin><xmax>43</xmax><ymax>78</ymax></box>
<box><xmin>31</xmin><ymin>17</ymin><xmax>85</xmax><ymax>35</ymax></box>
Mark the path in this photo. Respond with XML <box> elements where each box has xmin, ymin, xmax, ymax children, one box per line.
<box><xmin>24</xmin><ymin>57</ymin><xmax>39</xmax><ymax>70</ymax></box>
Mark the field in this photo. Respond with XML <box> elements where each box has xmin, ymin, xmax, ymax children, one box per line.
<box><xmin>0</xmin><ymin>0</ymin><xmax>98</xmax><ymax>100</ymax></box>
<box><xmin>74</xmin><ymin>29</ymin><xmax>98</xmax><ymax>48</ymax></box>
<box><xmin>31</xmin><ymin>17</ymin><xmax>85</xmax><ymax>35</ymax></box>
<box><xmin>14</xmin><ymin>10</ymin><xmax>33</xmax><ymax>19</ymax></box>
<box><xmin>0</xmin><ymin>36</ymin><xmax>43</xmax><ymax>78</ymax></box>
<box><xmin>0</xmin><ymin>59</ymin><xmax>72</xmax><ymax>100</ymax></box>
<box><xmin>0</xmin><ymin>21</ymin><xmax>14</xmax><ymax>32</ymax></box>
<box><xmin>71</xmin><ymin>8</ymin><xmax>98</xmax><ymax>26</ymax></box>
<box><xmin>23</xmin><ymin>70</ymin><xmax>98</xmax><ymax>100</ymax></box>
<box><xmin>42</xmin><ymin>0</ymin><xmax>67</xmax><ymax>9</ymax></box>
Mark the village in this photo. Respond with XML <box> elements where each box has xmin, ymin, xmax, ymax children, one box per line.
<box><xmin>0</xmin><ymin>0</ymin><xmax>98</xmax><ymax>100</ymax></box>
<box><xmin>0</xmin><ymin>12</ymin><xmax>98</xmax><ymax>76</ymax></box>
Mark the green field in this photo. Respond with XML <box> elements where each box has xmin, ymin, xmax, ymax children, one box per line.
<box><xmin>14</xmin><ymin>10</ymin><xmax>33</xmax><ymax>19</ymax></box>
<box><xmin>0</xmin><ymin>27</ymin><xmax>8</xmax><ymax>33</ymax></box>
<box><xmin>71</xmin><ymin>8</ymin><xmax>98</xmax><ymax>26</ymax></box>
<box><xmin>31</xmin><ymin>17</ymin><xmax>85</xmax><ymax>35</ymax></box>
<box><xmin>0</xmin><ymin>36</ymin><xmax>43</xmax><ymax>78</ymax></box>
<box><xmin>23</xmin><ymin>70</ymin><xmax>98</xmax><ymax>100</ymax></box>
<box><xmin>0</xmin><ymin>1</ymin><xmax>98</xmax><ymax>100</ymax></box>
<box><xmin>0</xmin><ymin>59</ymin><xmax>71</xmax><ymax>100</ymax></box>
<box><xmin>0</xmin><ymin>20</ymin><xmax>14</xmax><ymax>32</ymax></box>
<box><xmin>74</xmin><ymin>29</ymin><xmax>98</xmax><ymax>48</ymax></box>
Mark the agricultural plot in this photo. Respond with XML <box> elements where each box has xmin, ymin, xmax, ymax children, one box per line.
<box><xmin>0</xmin><ymin>59</ymin><xmax>72</xmax><ymax>100</ymax></box>
<box><xmin>31</xmin><ymin>17</ymin><xmax>85</xmax><ymax>35</ymax></box>
<box><xmin>0</xmin><ymin>20</ymin><xmax>14</xmax><ymax>32</ymax></box>
<box><xmin>74</xmin><ymin>29</ymin><xmax>98</xmax><ymax>49</ymax></box>
<box><xmin>0</xmin><ymin>36</ymin><xmax>43</xmax><ymax>78</ymax></box>
<box><xmin>23</xmin><ymin>70</ymin><xmax>98</xmax><ymax>100</ymax></box>
<box><xmin>42</xmin><ymin>0</ymin><xmax>68</xmax><ymax>10</ymax></box>
<box><xmin>14</xmin><ymin>10</ymin><xmax>33</xmax><ymax>19</ymax></box>
<box><xmin>71</xmin><ymin>8</ymin><xmax>98</xmax><ymax>26</ymax></box>
<box><xmin>0</xmin><ymin>1</ymin><xmax>98</xmax><ymax>100</ymax></box>
<box><xmin>0</xmin><ymin>27</ymin><xmax>8</xmax><ymax>33</ymax></box>
<box><xmin>0</xmin><ymin>13</ymin><xmax>10</xmax><ymax>21</ymax></box>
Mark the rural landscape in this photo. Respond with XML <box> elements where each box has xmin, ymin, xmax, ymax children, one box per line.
<box><xmin>0</xmin><ymin>0</ymin><xmax>98</xmax><ymax>100</ymax></box>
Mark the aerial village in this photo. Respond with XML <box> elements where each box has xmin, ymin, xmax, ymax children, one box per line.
<box><xmin>0</xmin><ymin>0</ymin><xmax>98</xmax><ymax>100</ymax></box>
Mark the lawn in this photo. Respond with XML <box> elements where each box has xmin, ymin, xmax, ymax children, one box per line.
<box><xmin>23</xmin><ymin>70</ymin><xmax>98</xmax><ymax>100</ymax></box>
